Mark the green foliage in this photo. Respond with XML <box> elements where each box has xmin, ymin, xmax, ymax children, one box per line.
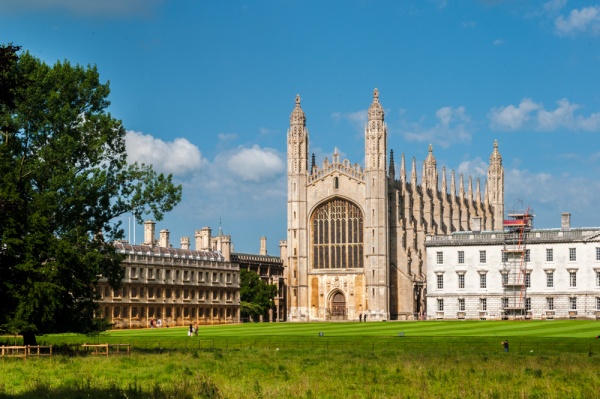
<box><xmin>0</xmin><ymin>45</ymin><xmax>182</xmax><ymax>341</ymax></box>
<box><xmin>239</xmin><ymin>269</ymin><xmax>277</xmax><ymax>321</ymax></box>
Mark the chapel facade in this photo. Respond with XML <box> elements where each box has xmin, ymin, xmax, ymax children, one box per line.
<box><xmin>285</xmin><ymin>89</ymin><xmax>505</xmax><ymax>321</ymax></box>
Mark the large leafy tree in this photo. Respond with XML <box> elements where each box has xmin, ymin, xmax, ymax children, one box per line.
<box><xmin>240</xmin><ymin>269</ymin><xmax>277</xmax><ymax>322</ymax></box>
<box><xmin>0</xmin><ymin>45</ymin><xmax>182</xmax><ymax>344</ymax></box>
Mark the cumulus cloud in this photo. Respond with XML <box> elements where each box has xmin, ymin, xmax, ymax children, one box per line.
<box><xmin>490</xmin><ymin>98</ymin><xmax>541</xmax><ymax>130</ymax></box>
<box><xmin>332</xmin><ymin>109</ymin><xmax>368</xmax><ymax>131</ymax></box>
<box><xmin>504</xmin><ymin>167</ymin><xmax>600</xmax><ymax>227</ymax></box>
<box><xmin>554</xmin><ymin>6</ymin><xmax>600</xmax><ymax>36</ymax></box>
<box><xmin>543</xmin><ymin>0</ymin><xmax>567</xmax><ymax>13</ymax></box>
<box><xmin>225</xmin><ymin>146</ymin><xmax>285</xmax><ymax>182</ymax></box>
<box><xmin>0</xmin><ymin>0</ymin><xmax>162</xmax><ymax>16</ymax></box>
<box><xmin>125</xmin><ymin>131</ymin><xmax>204</xmax><ymax>176</ymax></box>
<box><xmin>490</xmin><ymin>98</ymin><xmax>600</xmax><ymax>131</ymax></box>
<box><xmin>401</xmin><ymin>106</ymin><xmax>472</xmax><ymax>148</ymax></box>
<box><xmin>457</xmin><ymin>157</ymin><xmax>489</xmax><ymax>179</ymax></box>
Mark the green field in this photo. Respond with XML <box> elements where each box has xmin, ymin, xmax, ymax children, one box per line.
<box><xmin>2</xmin><ymin>321</ymin><xmax>600</xmax><ymax>398</ymax></box>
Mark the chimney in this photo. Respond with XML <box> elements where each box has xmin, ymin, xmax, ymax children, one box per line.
<box><xmin>195</xmin><ymin>227</ymin><xmax>212</xmax><ymax>250</ymax></box>
<box><xmin>159</xmin><ymin>229</ymin><xmax>170</xmax><ymax>247</ymax></box>
<box><xmin>260</xmin><ymin>236</ymin><xmax>267</xmax><ymax>256</ymax></box>
<box><xmin>202</xmin><ymin>227</ymin><xmax>212</xmax><ymax>250</ymax></box>
<box><xmin>561</xmin><ymin>212</ymin><xmax>571</xmax><ymax>231</ymax></box>
<box><xmin>180</xmin><ymin>236</ymin><xmax>190</xmax><ymax>250</ymax></box>
<box><xmin>220</xmin><ymin>235</ymin><xmax>231</xmax><ymax>262</ymax></box>
<box><xmin>143</xmin><ymin>220</ymin><xmax>156</xmax><ymax>246</ymax></box>
<box><xmin>279</xmin><ymin>240</ymin><xmax>288</xmax><ymax>267</ymax></box>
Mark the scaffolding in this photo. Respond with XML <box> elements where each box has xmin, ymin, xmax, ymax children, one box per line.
<box><xmin>501</xmin><ymin>208</ymin><xmax>533</xmax><ymax>319</ymax></box>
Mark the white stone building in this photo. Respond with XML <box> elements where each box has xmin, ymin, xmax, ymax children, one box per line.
<box><xmin>425</xmin><ymin>213</ymin><xmax>600</xmax><ymax>320</ymax></box>
<box><xmin>285</xmin><ymin>89</ymin><xmax>504</xmax><ymax>321</ymax></box>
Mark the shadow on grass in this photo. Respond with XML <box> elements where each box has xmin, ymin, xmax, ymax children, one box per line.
<box><xmin>0</xmin><ymin>387</ymin><xmax>198</xmax><ymax>399</ymax></box>
<box><xmin>0</xmin><ymin>378</ymin><xmax>222</xmax><ymax>399</ymax></box>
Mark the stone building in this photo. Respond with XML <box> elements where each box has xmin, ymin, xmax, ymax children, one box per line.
<box><xmin>96</xmin><ymin>221</ymin><xmax>240</xmax><ymax>328</ymax></box>
<box><xmin>285</xmin><ymin>89</ymin><xmax>504</xmax><ymax>321</ymax></box>
<box><xmin>426</xmin><ymin>213</ymin><xmax>600</xmax><ymax>320</ymax></box>
<box><xmin>231</xmin><ymin>237</ymin><xmax>286</xmax><ymax>322</ymax></box>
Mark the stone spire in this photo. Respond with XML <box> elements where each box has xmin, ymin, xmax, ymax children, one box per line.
<box><xmin>423</xmin><ymin>144</ymin><xmax>438</xmax><ymax>191</ymax></box>
<box><xmin>290</xmin><ymin>94</ymin><xmax>306</xmax><ymax>127</ymax></box>
<box><xmin>487</xmin><ymin>140</ymin><xmax>504</xmax><ymax>230</ymax></box>
<box><xmin>468</xmin><ymin>175</ymin><xmax>473</xmax><ymax>202</ymax></box>
<box><xmin>476</xmin><ymin>178</ymin><xmax>482</xmax><ymax>205</ymax></box>
<box><xmin>400</xmin><ymin>153</ymin><xmax>406</xmax><ymax>184</ymax></box>
<box><xmin>287</xmin><ymin>94</ymin><xmax>309</xmax><ymax>174</ymax></box>
<box><xmin>365</xmin><ymin>88</ymin><xmax>386</xmax><ymax>171</ymax></box>
<box><xmin>411</xmin><ymin>156</ymin><xmax>417</xmax><ymax>185</ymax></box>
<box><xmin>441</xmin><ymin>166</ymin><xmax>447</xmax><ymax>193</ymax></box>
<box><xmin>389</xmin><ymin>149</ymin><xmax>395</xmax><ymax>180</ymax></box>
<box><xmin>459</xmin><ymin>173</ymin><xmax>465</xmax><ymax>201</ymax></box>
<box><xmin>450</xmin><ymin>170</ymin><xmax>456</xmax><ymax>200</ymax></box>
<box><xmin>367</xmin><ymin>88</ymin><xmax>384</xmax><ymax>121</ymax></box>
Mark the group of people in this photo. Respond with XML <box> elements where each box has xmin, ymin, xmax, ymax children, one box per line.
<box><xmin>358</xmin><ymin>313</ymin><xmax>368</xmax><ymax>322</ymax></box>
<box><xmin>149</xmin><ymin>318</ymin><xmax>163</xmax><ymax>328</ymax></box>
<box><xmin>188</xmin><ymin>323</ymin><xmax>199</xmax><ymax>337</ymax></box>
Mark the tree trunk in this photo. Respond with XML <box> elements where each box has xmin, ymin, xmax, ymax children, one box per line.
<box><xmin>22</xmin><ymin>331</ymin><xmax>37</xmax><ymax>346</ymax></box>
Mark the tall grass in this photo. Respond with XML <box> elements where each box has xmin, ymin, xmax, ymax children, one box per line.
<box><xmin>2</xmin><ymin>321</ymin><xmax>600</xmax><ymax>398</ymax></box>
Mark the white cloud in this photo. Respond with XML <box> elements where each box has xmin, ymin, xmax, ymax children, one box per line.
<box><xmin>125</xmin><ymin>131</ymin><xmax>204</xmax><ymax>176</ymax></box>
<box><xmin>543</xmin><ymin>0</ymin><xmax>567</xmax><ymax>13</ymax></box>
<box><xmin>490</xmin><ymin>98</ymin><xmax>600</xmax><ymax>132</ymax></box>
<box><xmin>457</xmin><ymin>157</ymin><xmax>488</xmax><ymax>179</ymax></box>
<box><xmin>332</xmin><ymin>109</ymin><xmax>368</xmax><ymax>131</ymax></box>
<box><xmin>504</xmin><ymin>167</ymin><xmax>600</xmax><ymax>228</ymax></box>
<box><xmin>493</xmin><ymin>39</ymin><xmax>504</xmax><ymax>46</ymax></box>
<box><xmin>401</xmin><ymin>106</ymin><xmax>472</xmax><ymax>148</ymax></box>
<box><xmin>490</xmin><ymin>98</ymin><xmax>541</xmax><ymax>130</ymax></box>
<box><xmin>555</xmin><ymin>6</ymin><xmax>600</xmax><ymax>36</ymax></box>
<box><xmin>225</xmin><ymin>145</ymin><xmax>285</xmax><ymax>182</ymax></box>
<box><xmin>537</xmin><ymin>98</ymin><xmax>579</xmax><ymax>130</ymax></box>
<box><xmin>218</xmin><ymin>133</ymin><xmax>238</xmax><ymax>143</ymax></box>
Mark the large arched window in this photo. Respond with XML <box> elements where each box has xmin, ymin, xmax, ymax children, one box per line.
<box><xmin>311</xmin><ymin>198</ymin><xmax>363</xmax><ymax>269</ymax></box>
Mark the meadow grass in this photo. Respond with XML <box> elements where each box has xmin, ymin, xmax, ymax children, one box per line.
<box><xmin>1</xmin><ymin>320</ymin><xmax>600</xmax><ymax>398</ymax></box>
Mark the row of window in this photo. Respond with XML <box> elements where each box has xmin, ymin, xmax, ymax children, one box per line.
<box><xmin>127</xmin><ymin>267</ymin><xmax>236</xmax><ymax>285</ymax></box>
<box><xmin>436</xmin><ymin>297</ymin><xmax>600</xmax><ymax>312</ymax></box>
<box><xmin>106</xmin><ymin>305</ymin><xmax>237</xmax><ymax>320</ymax></box>
<box><xmin>435</xmin><ymin>247</ymin><xmax>600</xmax><ymax>265</ymax></box>
<box><xmin>435</xmin><ymin>270</ymin><xmax>600</xmax><ymax>289</ymax></box>
<box><xmin>102</xmin><ymin>286</ymin><xmax>237</xmax><ymax>302</ymax></box>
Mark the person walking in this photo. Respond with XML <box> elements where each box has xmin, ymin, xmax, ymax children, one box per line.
<box><xmin>502</xmin><ymin>340</ymin><xmax>509</xmax><ymax>352</ymax></box>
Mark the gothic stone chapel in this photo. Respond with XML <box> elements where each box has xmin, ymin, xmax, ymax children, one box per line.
<box><xmin>285</xmin><ymin>89</ymin><xmax>504</xmax><ymax>321</ymax></box>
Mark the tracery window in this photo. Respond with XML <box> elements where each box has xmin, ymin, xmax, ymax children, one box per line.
<box><xmin>311</xmin><ymin>198</ymin><xmax>363</xmax><ymax>269</ymax></box>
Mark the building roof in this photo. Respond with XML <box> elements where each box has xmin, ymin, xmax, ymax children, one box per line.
<box><xmin>231</xmin><ymin>252</ymin><xmax>283</xmax><ymax>265</ymax></box>
<box><xmin>426</xmin><ymin>227</ymin><xmax>600</xmax><ymax>247</ymax></box>
<box><xmin>113</xmin><ymin>242</ymin><xmax>225</xmax><ymax>262</ymax></box>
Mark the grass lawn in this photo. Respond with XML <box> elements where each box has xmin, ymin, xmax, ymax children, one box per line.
<box><xmin>2</xmin><ymin>320</ymin><xmax>600</xmax><ymax>398</ymax></box>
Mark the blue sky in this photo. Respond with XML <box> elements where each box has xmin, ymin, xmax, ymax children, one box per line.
<box><xmin>2</xmin><ymin>0</ymin><xmax>600</xmax><ymax>254</ymax></box>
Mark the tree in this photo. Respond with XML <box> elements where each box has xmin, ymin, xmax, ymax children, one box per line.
<box><xmin>0</xmin><ymin>45</ymin><xmax>182</xmax><ymax>344</ymax></box>
<box><xmin>239</xmin><ymin>269</ymin><xmax>277</xmax><ymax>321</ymax></box>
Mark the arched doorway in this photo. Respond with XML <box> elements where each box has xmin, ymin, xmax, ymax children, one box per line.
<box><xmin>330</xmin><ymin>291</ymin><xmax>346</xmax><ymax>320</ymax></box>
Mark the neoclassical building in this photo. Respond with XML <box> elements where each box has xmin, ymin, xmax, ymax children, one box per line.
<box><xmin>285</xmin><ymin>89</ymin><xmax>504</xmax><ymax>321</ymax></box>
<box><xmin>426</xmin><ymin>213</ymin><xmax>600</xmax><ymax>320</ymax></box>
<box><xmin>97</xmin><ymin>221</ymin><xmax>240</xmax><ymax>328</ymax></box>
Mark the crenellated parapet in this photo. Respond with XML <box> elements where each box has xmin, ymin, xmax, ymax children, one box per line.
<box><xmin>307</xmin><ymin>150</ymin><xmax>365</xmax><ymax>185</ymax></box>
